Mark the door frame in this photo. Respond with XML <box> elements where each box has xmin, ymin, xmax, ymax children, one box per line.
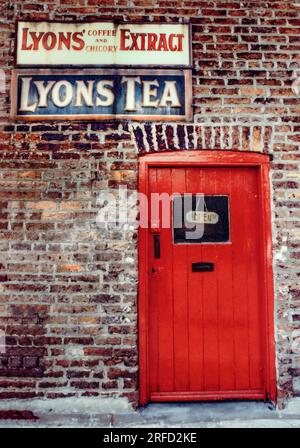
<box><xmin>138</xmin><ymin>150</ymin><xmax>276</xmax><ymax>405</ymax></box>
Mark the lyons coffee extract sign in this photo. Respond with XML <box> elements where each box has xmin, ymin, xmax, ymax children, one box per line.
<box><xmin>16</xmin><ymin>22</ymin><xmax>191</xmax><ymax>67</ymax></box>
<box><xmin>11</xmin><ymin>70</ymin><xmax>192</xmax><ymax>121</ymax></box>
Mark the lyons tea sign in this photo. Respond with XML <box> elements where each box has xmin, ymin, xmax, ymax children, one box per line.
<box><xmin>16</xmin><ymin>21</ymin><xmax>191</xmax><ymax>67</ymax></box>
<box><xmin>11</xmin><ymin>70</ymin><xmax>192</xmax><ymax>121</ymax></box>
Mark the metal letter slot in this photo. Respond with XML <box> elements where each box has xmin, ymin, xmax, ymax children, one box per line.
<box><xmin>154</xmin><ymin>234</ymin><xmax>160</xmax><ymax>259</ymax></box>
<box><xmin>192</xmin><ymin>262</ymin><xmax>214</xmax><ymax>272</ymax></box>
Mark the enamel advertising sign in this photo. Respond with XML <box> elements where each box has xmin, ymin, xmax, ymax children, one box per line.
<box><xmin>11</xmin><ymin>69</ymin><xmax>192</xmax><ymax>121</ymax></box>
<box><xmin>16</xmin><ymin>21</ymin><xmax>191</xmax><ymax>67</ymax></box>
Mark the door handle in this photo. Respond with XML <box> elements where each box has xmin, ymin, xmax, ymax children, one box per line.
<box><xmin>192</xmin><ymin>262</ymin><xmax>214</xmax><ymax>272</ymax></box>
<box><xmin>154</xmin><ymin>234</ymin><xmax>160</xmax><ymax>259</ymax></box>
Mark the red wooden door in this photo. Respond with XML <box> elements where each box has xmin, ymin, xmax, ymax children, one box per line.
<box><xmin>147</xmin><ymin>165</ymin><xmax>266</xmax><ymax>402</ymax></box>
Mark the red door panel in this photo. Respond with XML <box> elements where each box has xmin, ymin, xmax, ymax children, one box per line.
<box><xmin>148</xmin><ymin>166</ymin><xmax>265</xmax><ymax>401</ymax></box>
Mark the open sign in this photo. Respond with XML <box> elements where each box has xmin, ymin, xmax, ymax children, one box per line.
<box><xmin>186</xmin><ymin>210</ymin><xmax>219</xmax><ymax>225</ymax></box>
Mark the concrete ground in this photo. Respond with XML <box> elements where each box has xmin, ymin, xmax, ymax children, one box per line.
<box><xmin>0</xmin><ymin>398</ymin><xmax>299</xmax><ymax>428</ymax></box>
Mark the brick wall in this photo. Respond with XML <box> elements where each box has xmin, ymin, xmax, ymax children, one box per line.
<box><xmin>0</xmin><ymin>0</ymin><xmax>299</xmax><ymax>407</ymax></box>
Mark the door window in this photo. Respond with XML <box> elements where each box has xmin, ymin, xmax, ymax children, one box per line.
<box><xmin>173</xmin><ymin>194</ymin><xmax>230</xmax><ymax>244</ymax></box>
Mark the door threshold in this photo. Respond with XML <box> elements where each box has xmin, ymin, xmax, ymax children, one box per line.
<box><xmin>150</xmin><ymin>390</ymin><xmax>265</xmax><ymax>402</ymax></box>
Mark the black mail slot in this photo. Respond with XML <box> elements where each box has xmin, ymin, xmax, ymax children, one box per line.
<box><xmin>192</xmin><ymin>262</ymin><xmax>214</xmax><ymax>272</ymax></box>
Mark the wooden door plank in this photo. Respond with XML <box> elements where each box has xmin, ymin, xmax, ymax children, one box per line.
<box><xmin>155</xmin><ymin>167</ymin><xmax>174</xmax><ymax>392</ymax></box>
<box><xmin>148</xmin><ymin>167</ymin><xmax>159</xmax><ymax>394</ymax></box>
<box><xmin>243</xmin><ymin>168</ymin><xmax>264</xmax><ymax>390</ymax></box>
<box><xmin>185</xmin><ymin>167</ymin><xmax>204</xmax><ymax>391</ymax></box>
<box><xmin>171</xmin><ymin>168</ymin><xmax>190</xmax><ymax>392</ymax></box>
<box><xmin>199</xmin><ymin>168</ymin><xmax>220</xmax><ymax>391</ymax></box>
<box><xmin>231</xmin><ymin>167</ymin><xmax>251</xmax><ymax>390</ymax></box>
